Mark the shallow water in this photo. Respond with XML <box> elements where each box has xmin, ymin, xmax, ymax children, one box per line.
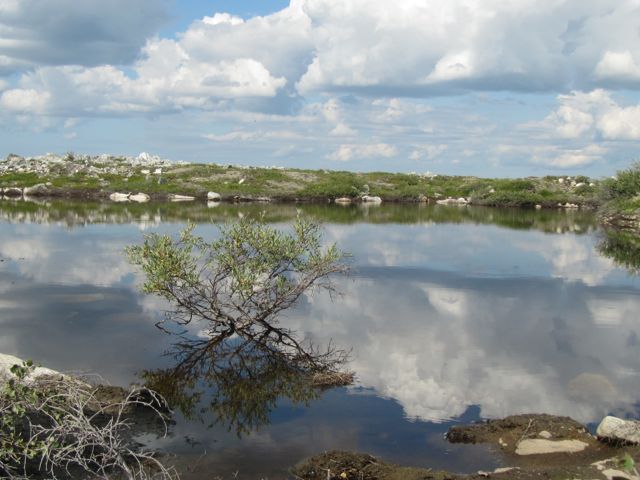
<box><xmin>0</xmin><ymin>199</ymin><xmax>638</xmax><ymax>478</ymax></box>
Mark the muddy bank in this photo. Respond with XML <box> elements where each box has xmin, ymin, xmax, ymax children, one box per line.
<box><xmin>294</xmin><ymin>414</ymin><xmax>640</xmax><ymax>480</ymax></box>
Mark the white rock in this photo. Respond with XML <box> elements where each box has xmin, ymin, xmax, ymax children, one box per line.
<box><xmin>129</xmin><ymin>192</ymin><xmax>150</xmax><ymax>203</ymax></box>
<box><xmin>574</xmin><ymin>182</ymin><xmax>585</xmax><ymax>188</ymax></box>
<box><xmin>238</xmin><ymin>178</ymin><xmax>245</xmax><ymax>185</ymax></box>
<box><xmin>169</xmin><ymin>194</ymin><xmax>195</xmax><ymax>202</ymax></box>
<box><xmin>515</xmin><ymin>439</ymin><xmax>588</xmax><ymax>455</ymax></box>
<box><xmin>597</xmin><ymin>416</ymin><xmax>640</xmax><ymax>444</ymax></box>
<box><xmin>141</xmin><ymin>169</ymin><xmax>150</xmax><ymax>175</ymax></box>
<box><xmin>154</xmin><ymin>168</ymin><xmax>162</xmax><ymax>175</ymax></box>
<box><xmin>538</xmin><ymin>430</ymin><xmax>552</xmax><ymax>439</ymax></box>
<box><xmin>207</xmin><ymin>191</ymin><xmax>221</xmax><ymax>201</ymax></box>
<box><xmin>362</xmin><ymin>195</ymin><xmax>382</xmax><ymax>204</ymax></box>
<box><xmin>436</xmin><ymin>197</ymin><xmax>468</xmax><ymax>205</ymax></box>
<box><xmin>535</xmin><ymin>204</ymin><xmax>542</xmax><ymax>210</ymax></box>
<box><xmin>0</xmin><ymin>353</ymin><xmax>62</xmax><ymax>385</ymax></box>
<box><xmin>558</xmin><ymin>178</ymin><xmax>565</xmax><ymax>184</ymax></box>
<box><xmin>335</xmin><ymin>197</ymin><xmax>352</xmax><ymax>204</ymax></box>
<box><xmin>109</xmin><ymin>192</ymin><xmax>130</xmax><ymax>202</ymax></box>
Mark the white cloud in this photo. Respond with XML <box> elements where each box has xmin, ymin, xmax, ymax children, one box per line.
<box><xmin>409</xmin><ymin>144</ymin><xmax>448</xmax><ymax>161</ymax></box>
<box><xmin>530</xmin><ymin>89</ymin><xmax>640</xmax><ymax>142</ymax></box>
<box><xmin>204</xmin><ymin>130</ymin><xmax>302</xmax><ymax>142</ymax></box>
<box><xmin>329</xmin><ymin>123</ymin><xmax>357</xmax><ymax>137</ymax></box>
<box><xmin>598</xmin><ymin>105</ymin><xmax>640</xmax><ymax>140</ymax></box>
<box><xmin>595</xmin><ymin>51</ymin><xmax>640</xmax><ymax>81</ymax></box>
<box><xmin>0</xmin><ymin>88</ymin><xmax>50</xmax><ymax>113</ymax></box>
<box><xmin>328</xmin><ymin>143</ymin><xmax>397</xmax><ymax>162</ymax></box>
<box><xmin>533</xmin><ymin>144</ymin><xmax>607</xmax><ymax>169</ymax></box>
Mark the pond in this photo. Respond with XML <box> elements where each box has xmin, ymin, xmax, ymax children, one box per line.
<box><xmin>0</xmin><ymin>199</ymin><xmax>639</xmax><ymax>478</ymax></box>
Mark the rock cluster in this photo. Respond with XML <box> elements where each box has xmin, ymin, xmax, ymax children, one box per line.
<box><xmin>0</xmin><ymin>152</ymin><xmax>180</xmax><ymax>178</ymax></box>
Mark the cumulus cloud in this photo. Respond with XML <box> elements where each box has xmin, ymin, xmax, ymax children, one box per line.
<box><xmin>409</xmin><ymin>144</ymin><xmax>448</xmax><ymax>161</ymax></box>
<box><xmin>328</xmin><ymin>143</ymin><xmax>397</xmax><ymax>161</ymax></box>
<box><xmin>0</xmin><ymin>0</ymin><xmax>170</xmax><ymax>75</ymax></box>
<box><xmin>530</xmin><ymin>89</ymin><xmax>640</xmax><ymax>142</ymax></box>
<box><xmin>297</xmin><ymin>0</ymin><xmax>640</xmax><ymax>94</ymax></box>
<box><xmin>534</xmin><ymin>144</ymin><xmax>607</xmax><ymax>169</ymax></box>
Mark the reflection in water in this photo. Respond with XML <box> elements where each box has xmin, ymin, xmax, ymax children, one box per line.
<box><xmin>141</xmin><ymin>338</ymin><xmax>322</xmax><ymax>436</ymax></box>
<box><xmin>0</xmin><ymin>198</ymin><xmax>598</xmax><ymax>233</ymax></box>
<box><xmin>0</xmin><ymin>199</ymin><xmax>639</xmax><ymax>477</ymax></box>
<box><xmin>598</xmin><ymin>228</ymin><xmax>640</xmax><ymax>274</ymax></box>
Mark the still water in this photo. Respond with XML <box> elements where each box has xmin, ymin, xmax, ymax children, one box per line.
<box><xmin>0</xmin><ymin>199</ymin><xmax>638</xmax><ymax>478</ymax></box>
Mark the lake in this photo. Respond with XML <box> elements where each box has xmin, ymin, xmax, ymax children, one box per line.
<box><xmin>0</xmin><ymin>199</ymin><xmax>638</xmax><ymax>478</ymax></box>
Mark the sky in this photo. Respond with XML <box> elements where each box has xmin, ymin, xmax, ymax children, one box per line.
<box><xmin>2</xmin><ymin>0</ymin><xmax>640</xmax><ymax>177</ymax></box>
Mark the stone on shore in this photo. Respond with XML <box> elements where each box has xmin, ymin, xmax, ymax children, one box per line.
<box><xmin>362</xmin><ymin>195</ymin><xmax>382</xmax><ymax>204</ymax></box>
<box><xmin>3</xmin><ymin>187</ymin><xmax>23</xmax><ymax>197</ymax></box>
<box><xmin>515</xmin><ymin>438</ymin><xmax>589</xmax><ymax>455</ymax></box>
<box><xmin>129</xmin><ymin>192</ymin><xmax>150</xmax><ymax>203</ymax></box>
<box><xmin>109</xmin><ymin>192</ymin><xmax>130</xmax><ymax>202</ymax></box>
<box><xmin>0</xmin><ymin>353</ymin><xmax>62</xmax><ymax>385</ymax></box>
<box><xmin>169</xmin><ymin>194</ymin><xmax>195</xmax><ymax>202</ymax></box>
<box><xmin>207</xmin><ymin>191</ymin><xmax>221</xmax><ymax>201</ymax></box>
<box><xmin>335</xmin><ymin>197</ymin><xmax>352</xmax><ymax>204</ymax></box>
<box><xmin>23</xmin><ymin>184</ymin><xmax>48</xmax><ymax>196</ymax></box>
<box><xmin>597</xmin><ymin>416</ymin><xmax>640</xmax><ymax>444</ymax></box>
<box><xmin>437</xmin><ymin>197</ymin><xmax>468</xmax><ymax>205</ymax></box>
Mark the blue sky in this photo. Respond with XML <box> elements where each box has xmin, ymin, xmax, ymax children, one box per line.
<box><xmin>1</xmin><ymin>0</ymin><xmax>640</xmax><ymax>177</ymax></box>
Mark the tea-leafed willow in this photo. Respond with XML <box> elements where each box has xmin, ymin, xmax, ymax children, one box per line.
<box><xmin>127</xmin><ymin>215</ymin><xmax>350</xmax><ymax>371</ymax></box>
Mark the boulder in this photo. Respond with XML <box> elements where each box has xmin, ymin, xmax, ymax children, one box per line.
<box><xmin>515</xmin><ymin>439</ymin><xmax>588</xmax><ymax>455</ymax></box>
<box><xmin>23</xmin><ymin>183</ymin><xmax>48</xmax><ymax>196</ymax></box>
<box><xmin>3</xmin><ymin>187</ymin><xmax>23</xmax><ymax>197</ymax></box>
<box><xmin>129</xmin><ymin>192</ymin><xmax>150</xmax><ymax>203</ymax></box>
<box><xmin>207</xmin><ymin>191</ymin><xmax>221</xmax><ymax>201</ymax></box>
<box><xmin>0</xmin><ymin>353</ymin><xmax>62</xmax><ymax>385</ymax></box>
<box><xmin>436</xmin><ymin>197</ymin><xmax>468</xmax><ymax>205</ymax></box>
<box><xmin>335</xmin><ymin>197</ymin><xmax>352</xmax><ymax>204</ymax></box>
<box><xmin>597</xmin><ymin>416</ymin><xmax>640</xmax><ymax>444</ymax></box>
<box><xmin>109</xmin><ymin>192</ymin><xmax>130</xmax><ymax>202</ymax></box>
<box><xmin>362</xmin><ymin>195</ymin><xmax>382</xmax><ymax>204</ymax></box>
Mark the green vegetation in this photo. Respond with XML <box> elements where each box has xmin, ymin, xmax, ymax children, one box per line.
<box><xmin>599</xmin><ymin>162</ymin><xmax>640</xmax><ymax>216</ymax></box>
<box><xmin>0</xmin><ymin>160</ymin><xmax>602</xmax><ymax>207</ymax></box>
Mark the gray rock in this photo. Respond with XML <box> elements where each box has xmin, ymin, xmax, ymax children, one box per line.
<box><xmin>597</xmin><ymin>416</ymin><xmax>640</xmax><ymax>444</ymax></box>
<box><xmin>3</xmin><ymin>187</ymin><xmax>23</xmax><ymax>197</ymax></box>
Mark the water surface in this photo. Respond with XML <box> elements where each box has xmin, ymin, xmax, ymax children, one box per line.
<box><xmin>0</xmin><ymin>199</ymin><xmax>638</xmax><ymax>478</ymax></box>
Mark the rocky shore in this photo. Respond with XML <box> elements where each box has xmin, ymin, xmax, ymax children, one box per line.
<box><xmin>4</xmin><ymin>352</ymin><xmax>640</xmax><ymax>480</ymax></box>
<box><xmin>296</xmin><ymin>414</ymin><xmax>640</xmax><ymax>480</ymax></box>
<box><xmin>0</xmin><ymin>152</ymin><xmax>604</xmax><ymax>208</ymax></box>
